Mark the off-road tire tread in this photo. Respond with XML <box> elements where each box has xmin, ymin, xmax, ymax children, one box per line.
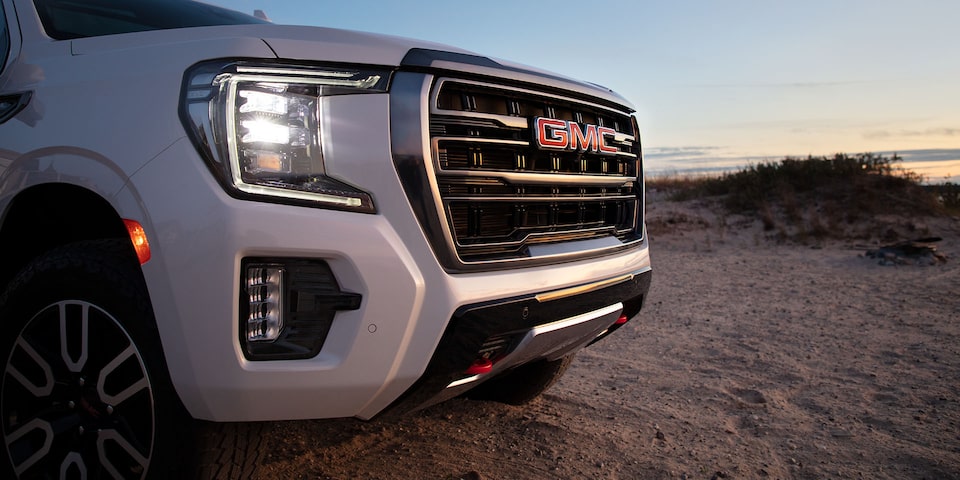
<box><xmin>192</xmin><ymin>421</ymin><xmax>270</xmax><ymax>480</ymax></box>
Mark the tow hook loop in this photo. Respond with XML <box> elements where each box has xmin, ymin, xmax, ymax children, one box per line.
<box><xmin>614</xmin><ymin>314</ymin><xmax>629</xmax><ymax>325</ymax></box>
<box><xmin>465</xmin><ymin>358</ymin><xmax>494</xmax><ymax>375</ymax></box>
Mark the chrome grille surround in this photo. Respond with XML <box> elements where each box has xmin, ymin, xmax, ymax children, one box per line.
<box><xmin>390</xmin><ymin>70</ymin><xmax>644</xmax><ymax>272</ymax></box>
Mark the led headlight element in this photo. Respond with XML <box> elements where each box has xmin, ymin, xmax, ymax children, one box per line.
<box><xmin>181</xmin><ymin>62</ymin><xmax>390</xmax><ymax>212</ymax></box>
<box><xmin>238</xmin><ymin>90</ymin><xmax>290</xmax><ymax>115</ymax></box>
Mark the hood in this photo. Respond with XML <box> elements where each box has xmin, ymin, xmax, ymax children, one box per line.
<box><xmin>258</xmin><ymin>25</ymin><xmax>477</xmax><ymax>66</ymax></box>
<box><xmin>68</xmin><ymin>23</ymin><xmax>475</xmax><ymax>67</ymax></box>
<box><xmin>65</xmin><ymin>23</ymin><xmax>633</xmax><ymax>109</ymax></box>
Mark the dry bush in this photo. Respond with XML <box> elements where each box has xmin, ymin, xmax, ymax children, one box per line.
<box><xmin>925</xmin><ymin>183</ymin><xmax>960</xmax><ymax>213</ymax></box>
<box><xmin>647</xmin><ymin>153</ymin><xmax>947</xmax><ymax>243</ymax></box>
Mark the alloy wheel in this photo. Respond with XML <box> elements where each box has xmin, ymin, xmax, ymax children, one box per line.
<box><xmin>2</xmin><ymin>300</ymin><xmax>154</xmax><ymax>479</ymax></box>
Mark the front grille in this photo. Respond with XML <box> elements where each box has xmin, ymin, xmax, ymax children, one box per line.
<box><xmin>428</xmin><ymin>78</ymin><xmax>643</xmax><ymax>263</ymax></box>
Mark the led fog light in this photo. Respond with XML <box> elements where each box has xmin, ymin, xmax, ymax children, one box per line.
<box><xmin>246</xmin><ymin>264</ymin><xmax>284</xmax><ymax>342</ymax></box>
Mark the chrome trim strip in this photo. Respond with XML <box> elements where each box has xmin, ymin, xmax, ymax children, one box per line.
<box><xmin>536</xmin><ymin>272</ymin><xmax>639</xmax><ymax>303</ymax></box>
<box><xmin>446</xmin><ymin>375</ymin><xmax>482</xmax><ymax>388</ymax></box>
<box><xmin>236</xmin><ymin>66</ymin><xmax>356</xmax><ymax>77</ymax></box>
<box><xmin>434</xmin><ymin>113</ymin><xmax>529</xmax><ymax>130</ymax></box>
<box><xmin>442</xmin><ymin>194</ymin><xmax>637</xmax><ymax>202</ymax></box>
<box><xmin>431</xmin><ymin>77</ymin><xmax>636</xmax><ymax>119</ymax></box>
<box><xmin>434</xmin><ymin>138</ymin><xmax>636</xmax><ymax>160</ymax></box>
<box><xmin>434</xmin><ymin>168</ymin><xmax>636</xmax><ymax>186</ymax></box>
<box><xmin>443</xmin><ymin>303</ymin><xmax>625</xmax><ymax>390</ymax></box>
<box><xmin>434</xmin><ymin>111</ymin><xmax>638</xmax><ymax>145</ymax></box>
<box><xmin>529</xmin><ymin>303</ymin><xmax>622</xmax><ymax>332</ymax></box>
<box><xmin>434</xmin><ymin>136</ymin><xmax>530</xmax><ymax>148</ymax></box>
<box><xmin>454</xmin><ymin>226</ymin><xmax>628</xmax><ymax>251</ymax></box>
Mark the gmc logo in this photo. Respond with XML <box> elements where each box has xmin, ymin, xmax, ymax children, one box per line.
<box><xmin>533</xmin><ymin>117</ymin><xmax>618</xmax><ymax>155</ymax></box>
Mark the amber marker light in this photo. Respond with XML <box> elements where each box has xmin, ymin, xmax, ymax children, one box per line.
<box><xmin>123</xmin><ymin>219</ymin><xmax>151</xmax><ymax>264</ymax></box>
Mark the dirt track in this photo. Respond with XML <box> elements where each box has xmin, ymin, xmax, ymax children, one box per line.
<box><xmin>252</xmin><ymin>205</ymin><xmax>960</xmax><ymax>479</ymax></box>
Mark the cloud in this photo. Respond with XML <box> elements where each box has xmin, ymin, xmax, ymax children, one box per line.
<box><xmin>644</xmin><ymin>146</ymin><xmax>781</xmax><ymax>175</ymax></box>
<box><xmin>645</xmin><ymin>147</ymin><xmax>960</xmax><ymax>180</ymax></box>
<box><xmin>877</xmin><ymin>148</ymin><xmax>960</xmax><ymax>163</ymax></box>
<box><xmin>863</xmin><ymin>127</ymin><xmax>960</xmax><ymax>139</ymax></box>
<box><xmin>685</xmin><ymin>80</ymin><xmax>866</xmax><ymax>89</ymax></box>
<box><xmin>644</xmin><ymin>146</ymin><xmax>721</xmax><ymax>159</ymax></box>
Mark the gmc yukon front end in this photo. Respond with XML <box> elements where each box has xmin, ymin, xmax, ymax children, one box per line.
<box><xmin>0</xmin><ymin>0</ymin><xmax>650</xmax><ymax>477</ymax></box>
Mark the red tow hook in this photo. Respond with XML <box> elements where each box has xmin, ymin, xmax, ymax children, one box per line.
<box><xmin>614</xmin><ymin>314</ymin><xmax>629</xmax><ymax>325</ymax></box>
<box><xmin>464</xmin><ymin>357</ymin><xmax>494</xmax><ymax>375</ymax></box>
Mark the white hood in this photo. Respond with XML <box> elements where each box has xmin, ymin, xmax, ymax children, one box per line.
<box><xmin>68</xmin><ymin>23</ymin><xmax>475</xmax><ymax>66</ymax></box>
<box><xmin>258</xmin><ymin>25</ymin><xmax>477</xmax><ymax>66</ymax></box>
<box><xmin>63</xmin><ymin>23</ymin><xmax>632</xmax><ymax>109</ymax></box>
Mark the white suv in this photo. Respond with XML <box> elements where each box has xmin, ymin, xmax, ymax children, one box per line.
<box><xmin>0</xmin><ymin>0</ymin><xmax>651</xmax><ymax>477</ymax></box>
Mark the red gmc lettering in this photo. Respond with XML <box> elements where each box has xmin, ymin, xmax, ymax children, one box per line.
<box><xmin>535</xmin><ymin>117</ymin><xmax>569</xmax><ymax>149</ymax></box>
<box><xmin>534</xmin><ymin>117</ymin><xmax>618</xmax><ymax>155</ymax></box>
<box><xmin>596</xmin><ymin>126</ymin><xmax>618</xmax><ymax>154</ymax></box>
<box><xmin>569</xmin><ymin>123</ymin><xmax>598</xmax><ymax>152</ymax></box>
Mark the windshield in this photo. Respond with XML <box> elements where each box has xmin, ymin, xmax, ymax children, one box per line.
<box><xmin>33</xmin><ymin>0</ymin><xmax>268</xmax><ymax>40</ymax></box>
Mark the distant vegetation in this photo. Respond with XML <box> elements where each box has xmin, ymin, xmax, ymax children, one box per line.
<box><xmin>648</xmin><ymin>153</ymin><xmax>958</xmax><ymax>242</ymax></box>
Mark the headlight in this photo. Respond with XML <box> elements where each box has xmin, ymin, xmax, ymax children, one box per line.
<box><xmin>181</xmin><ymin>61</ymin><xmax>391</xmax><ymax>213</ymax></box>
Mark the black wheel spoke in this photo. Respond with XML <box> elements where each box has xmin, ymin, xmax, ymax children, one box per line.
<box><xmin>6</xmin><ymin>338</ymin><xmax>54</xmax><ymax>399</ymax></box>
<box><xmin>59</xmin><ymin>302</ymin><xmax>90</xmax><ymax>374</ymax></box>
<box><xmin>3</xmin><ymin>300</ymin><xmax>154</xmax><ymax>479</ymax></box>
<box><xmin>96</xmin><ymin>346</ymin><xmax>149</xmax><ymax>407</ymax></box>
<box><xmin>4</xmin><ymin>418</ymin><xmax>53</xmax><ymax>476</ymax></box>
<box><xmin>60</xmin><ymin>451</ymin><xmax>87</xmax><ymax>479</ymax></box>
<box><xmin>98</xmin><ymin>429</ymin><xmax>149</xmax><ymax>478</ymax></box>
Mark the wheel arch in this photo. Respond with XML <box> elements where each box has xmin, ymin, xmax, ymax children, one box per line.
<box><xmin>0</xmin><ymin>182</ymin><xmax>135</xmax><ymax>294</ymax></box>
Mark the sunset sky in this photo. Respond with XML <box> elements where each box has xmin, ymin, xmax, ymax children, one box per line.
<box><xmin>211</xmin><ymin>0</ymin><xmax>960</xmax><ymax>181</ymax></box>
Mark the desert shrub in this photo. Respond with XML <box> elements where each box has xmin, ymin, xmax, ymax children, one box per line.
<box><xmin>647</xmin><ymin>153</ymin><xmax>946</xmax><ymax>242</ymax></box>
<box><xmin>650</xmin><ymin>153</ymin><xmax>939</xmax><ymax>215</ymax></box>
<box><xmin>925</xmin><ymin>183</ymin><xmax>960</xmax><ymax>213</ymax></box>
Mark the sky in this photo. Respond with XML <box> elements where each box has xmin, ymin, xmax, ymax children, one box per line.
<box><xmin>209</xmin><ymin>0</ymin><xmax>960</xmax><ymax>181</ymax></box>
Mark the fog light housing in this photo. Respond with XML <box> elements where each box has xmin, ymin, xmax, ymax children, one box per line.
<box><xmin>240</xmin><ymin>258</ymin><xmax>362</xmax><ymax>360</ymax></box>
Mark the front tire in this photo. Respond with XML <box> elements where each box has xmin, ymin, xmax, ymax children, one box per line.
<box><xmin>0</xmin><ymin>240</ymin><xmax>184</xmax><ymax>479</ymax></box>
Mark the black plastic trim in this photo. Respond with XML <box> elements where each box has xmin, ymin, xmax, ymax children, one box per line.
<box><xmin>0</xmin><ymin>91</ymin><xmax>31</xmax><ymax>125</ymax></box>
<box><xmin>400</xmin><ymin>48</ymin><xmax>634</xmax><ymax>113</ymax></box>
<box><xmin>382</xmin><ymin>268</ymin><xmax>652</xmax><ymax>416</ymax></box>
<box><xmin>402</xmin><ymin>49</ymin><xmax>505</xmax><ymax>70</ymax></box>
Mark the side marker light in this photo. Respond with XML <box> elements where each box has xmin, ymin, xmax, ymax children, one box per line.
<box><xmin>123</xmin><ymin>219</ymin><xmax>151</xmax><ymax>264</ymax></box>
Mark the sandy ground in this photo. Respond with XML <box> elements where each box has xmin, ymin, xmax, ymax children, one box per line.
<box><xmin>251</xmin><ymin>195</ymin><xmax>960</xmax><ymax>480</ymax></box>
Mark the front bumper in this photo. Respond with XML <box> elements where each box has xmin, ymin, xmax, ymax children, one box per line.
<box><xmin>386</xmin><ymin>267</ymin><xmax>651</xmax><ymax>415</ymax></box>
<box><xmin>126</xmin><ymin>94</ymin><xmax>651</xmax><ymax>422</ymax></box>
